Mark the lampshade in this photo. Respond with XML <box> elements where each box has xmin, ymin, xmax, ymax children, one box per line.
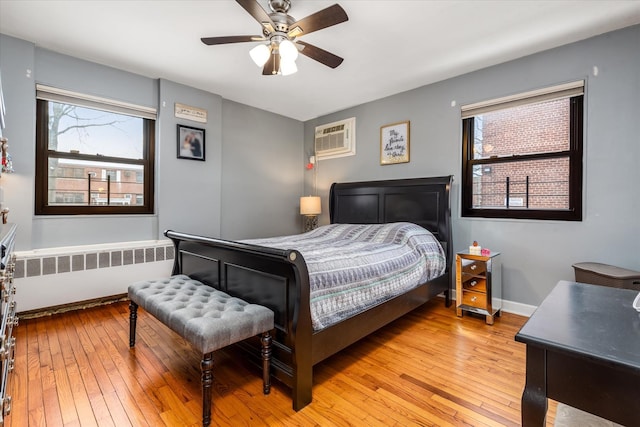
<box><xmin>279</xmin><ymin>39</ymin><xmax>298</xmax><ymax>62</ymax></box>
<box><xmin>249</xmin><ymin>44</ymin><xmax>271</xmax><ymax>67</ymax></box>
<box><xmin>280</xmin><ymin>59</ymin><xmax>298</xmax><ymax>76</ymax></box>
<box><xmin>300</xmin><ymin>196</ymin><xmax>321</xmax><ymax>215</ymax></box>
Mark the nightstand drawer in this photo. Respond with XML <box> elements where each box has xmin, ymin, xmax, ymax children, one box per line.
<box><xmin>463</xmin><ymin>277</ymin><xmax>487</xmax><ymax>293</ymax></box>
<box><xmin>462</xmin><ymin>290</ymin><xmax>487</xmax><ymax>309</ymax></box>
<box><xmin>461</xmin><ymin>259</ymin><xmax>486</xmax><ymax>275</ymax></box>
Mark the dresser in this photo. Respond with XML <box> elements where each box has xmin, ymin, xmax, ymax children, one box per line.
<box><xmin>455</xmin><ymin>251</ymin><xmax>502</xmax><ymax>325</ymax></box>
<box><xmin>0</xmin><ymin>223</ymin><xmax>16</xmax><ymax>426</ymax></box>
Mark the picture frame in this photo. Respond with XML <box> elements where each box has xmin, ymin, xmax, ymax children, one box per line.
<box><xmin>177</xmin><ymin>124</ymin><xmax>205</xmax><ymax>161</ymax></box>
<box><xmin>380</xmin><ymin>120</ymin><xmax>410</xmax><ymax>165</ymax></box>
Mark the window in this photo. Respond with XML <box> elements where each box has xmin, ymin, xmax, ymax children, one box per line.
<box><xmin>461</xmin><ymin>81</ymin><xmax>584</xmax><ymax>221</ymax></box>
<box><xmin>35</xmin><ymin>85</ymin><xmax>156</xmax><ymax>215</ymax></box>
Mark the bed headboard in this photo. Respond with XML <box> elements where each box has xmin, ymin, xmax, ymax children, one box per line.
<box><xmin>329</xmin><ymin>175</ymin><xmax>453</xmax><ymax>263</ymax></box>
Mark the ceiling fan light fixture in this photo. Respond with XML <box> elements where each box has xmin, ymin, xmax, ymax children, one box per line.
<box><xmin>202</xmin><ymin>0</ymin><xmax>348</xmax><ymax>75</ymax></box>
<box><xmin>278</xmin><ymin>39</ymin><xmax>299</xmax><ymax>62</ymax></box>
<box><xmin>249</xmin><ymin>44</ymin><xmax>271</xmax><ymax>67</ymax></box>
<box><xmin>280</xmin><ymin>58</ymin><xmax>298</xmax><ymax>76</ymax></box>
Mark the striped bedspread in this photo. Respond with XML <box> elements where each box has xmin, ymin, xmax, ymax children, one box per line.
<box><xmin>241</xmin><ymin>222</ymin><xmax>446</xmax><ymax>331</ymax></box>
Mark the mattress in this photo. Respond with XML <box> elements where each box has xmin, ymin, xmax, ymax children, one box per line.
<box><xmin>241</xmin><ymin>222</ymin><xmax>446</xmax><ymax>331</ymax></box>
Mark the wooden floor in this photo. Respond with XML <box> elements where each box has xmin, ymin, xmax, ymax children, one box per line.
<box><xmin>8</xmin><ymin>299</ymin><xmax>557</xmax><ymax>426</ymax></box>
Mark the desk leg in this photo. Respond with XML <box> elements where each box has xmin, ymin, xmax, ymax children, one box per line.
<box><xmin>522</xmin><ymin>345</ymin><xmax>547</xmax><ymax>426</ymax></box>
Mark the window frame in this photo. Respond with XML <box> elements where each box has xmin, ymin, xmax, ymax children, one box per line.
<box><xmin>461</xmin><ymin>94</ymin><xmax>583</xmax><ymax>221</ymax></box>
<box><xmin>35</xmin><ymin>97</ymin><xmax>156</xmax><ymax>215</ymax></box>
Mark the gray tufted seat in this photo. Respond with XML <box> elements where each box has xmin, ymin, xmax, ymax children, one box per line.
<box><xmin>128</xmin><ymin>274</ymin><xmax>274</xmax><ymax>427</ymax></box>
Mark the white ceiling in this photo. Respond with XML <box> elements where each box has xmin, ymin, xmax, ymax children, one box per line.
<box><xmin>1</xmin><ymin>1</ymin><xmax>639</xmax><ymax>121</ymax></box>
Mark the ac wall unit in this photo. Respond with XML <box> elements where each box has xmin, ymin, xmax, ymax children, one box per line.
<box><xmin>314</xmin><ymin>117</ymin><xmax>356</xmax><ymax>160</ymax></box>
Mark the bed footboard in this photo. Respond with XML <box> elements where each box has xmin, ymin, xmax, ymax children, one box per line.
<box><xmin>164</xmin><ymin>230</ymin><xmax>314</xmax><ymax>410</ymax></box>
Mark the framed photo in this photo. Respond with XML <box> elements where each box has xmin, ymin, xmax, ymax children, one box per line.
<box><xmin>177</xmin><ymin>124</ymin><xmax>205</xmax><ymax>161</ymax></box>
<box><xmin>380</xmin><ymin>120</ymin><xmax>410</xmax><ymax>165</ymax></box>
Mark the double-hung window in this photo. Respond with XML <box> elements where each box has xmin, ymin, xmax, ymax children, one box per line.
<box><xmin>461</xmin><ymin>81</ymin><xmax>584</xmax><ymax>221</ymax></box>
<box><xmin>35</xmin><ymin>85</ymin><xmax>156</xmax><ymax>215</ymax></box>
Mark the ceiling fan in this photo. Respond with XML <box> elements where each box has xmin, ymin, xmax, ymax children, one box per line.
<box><xmin>201</xmin><ymin>0</ymin><xmax>348</xmax><ymax>76</ymax></box>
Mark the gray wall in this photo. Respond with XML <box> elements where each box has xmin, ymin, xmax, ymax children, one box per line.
<box><xmin>0</xmin><ymin>35</ymin><xmax>36</xmax><ymax>250</ymax></box>
<box><xmin>156</xmin><ymin>79</ymin><xmax>223</xmax><ymax>238</ymax></box>
<box><xmin>304</xmin><ymin>24</ymin><xmax>640</xmax><ymax>307</ymax></box>
<box><xmin>221</xmin><ymin>99</ymin><xmax>303</xmax><ymax>240</ymax></box>
<box><xmin>0</xmin><ymin>34</ymin><xmax>303</xmax><ymax>250</ymax></box>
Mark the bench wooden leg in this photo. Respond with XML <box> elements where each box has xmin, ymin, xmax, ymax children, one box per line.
<box><xmin>201</xmin><ymin>352</ymin><xmax>214</xmax><ymax>427</ymax></box>
<box><xmin>261</xmin><ymin>331</ymin><xmax>272</xmax><ymax>395</ymax></box>
<box><xmin>129</xmin><ymin>301</ymin><xmax>138</xmax><ymax>348</ymax></box>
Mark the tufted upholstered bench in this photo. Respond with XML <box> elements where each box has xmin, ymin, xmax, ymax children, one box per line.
<box><xmin>128</xmin><ymin>274</ymin><xmax>274</xmax><ymax>427</ymax></box>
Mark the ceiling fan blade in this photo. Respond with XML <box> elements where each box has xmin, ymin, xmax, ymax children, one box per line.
<box><xmin>297</xmin><ymin>41</ymin><xmax>344</xmax><ymax>69</ymax></box>
<box><xmin>237</xmin><ymin>0</ymin><xmax>277</xmax><ymax>34</ymax></box>
<box><xmin>201</xmin><ymin>35</ymin><xmax>264</xmax><ymax>45</ymax></box>
<box><xmin>287</xmin><ymin>4</ymin><xmax>348</xmax><ymax>38</ymax></box>
<box><xmin>262</xmin><ymin>52</ymin><xmax>281</xmax><ymax>75</ymax></box>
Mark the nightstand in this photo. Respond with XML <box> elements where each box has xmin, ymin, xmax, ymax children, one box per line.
<box><xmin>456</xmin><ymin>251</ymin><xmax>502</xmax><ymax>325</ymax></box>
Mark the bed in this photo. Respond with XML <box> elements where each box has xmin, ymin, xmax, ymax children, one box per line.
<box><xmin>164</xmin><ymin>175</ymin><xmax>453</xmax><ymax>410</ymax></box>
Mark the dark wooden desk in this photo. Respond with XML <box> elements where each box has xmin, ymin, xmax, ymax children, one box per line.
<box><xmin>515</xmin><ymin>280</ymin><xmax>640</xmax><ymax>426</ymax></box>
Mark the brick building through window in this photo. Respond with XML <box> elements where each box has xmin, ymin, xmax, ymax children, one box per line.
<box><xmin>49</xmin><ymin>160</ymin><xmax>144</xmax><ymax>206</ymax></box>
<box><xmin>472</xmin><ymin>98</ymin><xmax>570</xmax><ymax>209</ymax></box>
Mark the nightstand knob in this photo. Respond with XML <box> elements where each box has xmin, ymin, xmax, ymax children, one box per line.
<box><xmin>471</xmin><ymin>296</ymin><xmax>477</xmax><ymax>302</ymax></box>
<box><xmin>470</xmin><ymin>280</ymin><xmax>477</xmax><ymax>287</ymax></box>
<box><xmin>470</xmin><ymin>265</ymin><xmax>477</xmax><ymax>270</ymax></box>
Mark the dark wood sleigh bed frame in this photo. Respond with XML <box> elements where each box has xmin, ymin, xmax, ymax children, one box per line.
<box><xmin>164</xmin><ymin>175</ymin><xmax>453</xmax><ymax>411</ymax></box>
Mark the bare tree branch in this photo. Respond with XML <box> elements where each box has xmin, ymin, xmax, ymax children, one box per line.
<box><xmin>57</xmin><ymin>121</ymin><xmax>119</xmax><ymax>135</ymax></box>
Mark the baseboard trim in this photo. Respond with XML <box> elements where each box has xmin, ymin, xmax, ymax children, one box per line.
<box><xmin>18</xmin><ymin>293</ymin><xmax>128</xmax><ymax>320</ymax></box>
<box><xmin>501</xmin><ymin>299</ymin><xmax>537</xmax><ymax>317</ymax></box>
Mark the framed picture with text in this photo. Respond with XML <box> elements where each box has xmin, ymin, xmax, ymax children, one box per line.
<box><xmin>380</xmin><ymin>120</ymin><xmax>410</xmax><ymax>165</ymax></box>
<box><xmin>177</xmin><ymin>124</ymin><xmax>205</xmax><ymax>161</ymax></box>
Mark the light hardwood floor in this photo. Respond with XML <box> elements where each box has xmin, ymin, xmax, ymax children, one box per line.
<box><xmin>8</xmin><ymin>299</ymin><xmax>557</xmax><ymax>426</ymax></box>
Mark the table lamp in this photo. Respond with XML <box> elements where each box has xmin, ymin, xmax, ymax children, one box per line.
<box><xmin>300</xmin><ymin>196</ymin><xmax>321</xmax><ymax>232</ymax></box>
